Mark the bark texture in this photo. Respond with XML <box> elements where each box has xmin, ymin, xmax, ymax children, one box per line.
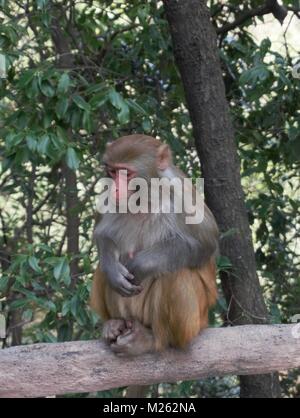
<box><xmin>51</xmin><ymin>13</ymin><xmax>80</xmax><ymax>284</ymax></box>
<box><xmin>163</xmin><ymin>0</ymin><xmax>280</xmax><ymax>397</ymax></box>
<box><xmin>0</xmin><ymin>325</ymin><xmax>298</xmax><ymax>398</ymax></box>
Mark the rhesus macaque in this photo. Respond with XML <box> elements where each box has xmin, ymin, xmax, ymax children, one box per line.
<box><xmin>91</xmin><ymin>134</ymin><xmax>218</xmax><ymax>360</ymax></box>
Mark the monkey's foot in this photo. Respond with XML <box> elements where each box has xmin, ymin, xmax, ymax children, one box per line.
<box><xmin>102</xmin><ymin>319</ymin><xmax>127</xmax><ymax>343</ymax></box>
<box><xmin>110</xmin><ymin>320</ymin><xmax>155</xmax><ymax>356</ymax></box>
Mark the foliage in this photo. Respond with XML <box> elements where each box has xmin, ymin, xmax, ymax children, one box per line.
<box><xmin>0</xmin><ymin>0</ymin><xmax>299</xmax><ymax>397</ymax></box>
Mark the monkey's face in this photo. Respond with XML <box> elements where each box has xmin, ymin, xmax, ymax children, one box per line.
<box><xmin>103</xmin><ymin>134</ymin><xmax>173</xmax><ymax>204</ymax></box>
<box><xmin>104</xmin><ymin>163</ymin><xmax>136</xmax><ymax>203</ymax></box>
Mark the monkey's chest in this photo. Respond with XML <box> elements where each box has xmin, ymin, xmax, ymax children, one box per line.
<box><xmin>101</xmin><ymin>213</ymin><xmax>171</xmax><ymax>256</ymax></box>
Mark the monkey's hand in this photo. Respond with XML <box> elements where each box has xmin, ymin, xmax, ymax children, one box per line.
<box><xmin>126</xmin><ymin>235</ymin><xmax>212</xmax><ymax>282</ymax></box>
<box><xmin>126</xmin><ymin>254</ymin><xmax>153</xmax><ymax>284</ymax></box>
<box><xmin>104</xmin><ymin>261</ymin><xmax>143</xmax><ymax>297</ymax></box>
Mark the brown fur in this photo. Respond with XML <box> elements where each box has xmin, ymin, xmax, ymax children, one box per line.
<box><xmin>92</xmin><ymin>134</ymin><xmax>219</xmax><ymax>397</ymax></box>
<box><xmin>90</xmin><ymin>260</ymin><xmax>217</xmax><ymax>351</ymax></box>
<box><xmin>104</xmin><ymin>134</ymin><xmax>161</xmax><ymax>165</ymax></box>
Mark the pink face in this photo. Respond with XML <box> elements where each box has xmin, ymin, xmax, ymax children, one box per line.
<box><xmin>105</xmin><ymin>163</ymin><xmax>136</xmax><ymax>202</ymax></box>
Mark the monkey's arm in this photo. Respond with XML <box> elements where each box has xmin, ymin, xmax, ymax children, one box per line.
<box><xmin>96</xmin><ymin>235</ymin><xmax>142</xmax><ymax>297</ymax></box>
<box><xmin>126</xmin><ymin>235</ymin><xmax>217</xmax><ymax>284</ymax></box>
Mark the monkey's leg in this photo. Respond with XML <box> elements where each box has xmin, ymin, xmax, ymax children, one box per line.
<box><xmin>90</xmin><ymin>266</ymin><xmax>110</xmax><ymax>320</ymax></box>
<box><xmin>107</xmin><ymin>319</ymin><xmax>158</xmax><ymax>398</ymax></box>
<box><xmin>155</xmin><ymin>266</ymin><xmax>218</xmax><ymax>350</ymax></box>
<box><xmin>110</xmin><ymin>319</ymin><xmax>155</xmax><ymax>357</ymax></box>
<box><xmin>91</xmin><ymin>269</ymin><xmax>151</xmax><ymax>397</ymax></box>
<box><xmin>102</xmin><ymin>319</ymin><xmax>127</xmax><ymax>344</ymax></box>
<box><xmin>111</xmin><ymin>321</ymin><xmax>154</xmax><ymax>399</ymax></box>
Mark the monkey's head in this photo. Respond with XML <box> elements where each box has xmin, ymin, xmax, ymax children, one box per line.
<box><xmin>103</xmin><ymin>134</ymin><xmax>173</xmax><ymax>202</ymax></box>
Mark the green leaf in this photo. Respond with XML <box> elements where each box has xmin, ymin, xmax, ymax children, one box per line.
<box><xmin>56</xmin><ymin>126</ymin><xmax>68</xmax><ymax>142</ymax></box>
<box><xmin>25</xmin><ymin>77</ymin><xmax>39</xmax><ymax>99</ymax></box>
<box><xmin>18</xmin><ymin>70</ymin><xmax>35</xmax><ymax>88</ymax></box>
<box><xmin>142</xmin><ymin>118</ymin><xmax>152</xmax><ymax>133</ymax></box>
<box><xmin>127</xmin><ymin>99</ymin><xmax>148</xmax><ymax>115</ymax></box>
<box><xmin>82</xmin><ymin>110</ymin><xmax>92</xmax><ymax>132</ymax></box>
<box><xmin>6</xmin><ymin>132</ymin><xmax>23</xmax><ymax>148</ymax></box>
<box><xmin>10</xmin><ymin>299</ymin><xmax>29</xmax><ymax>310</ymax></box>
<box><xmin>39</xmin><ymin>81</ymin><xmax>55</xmax><ymax>97</ymax></box>
<box><xmin>285</xmin><ymin>138</ymin><xmax>300</xmax><ymax>163</ymax></box>
<box><xmin>22</xmin><ymin>309</ymin><xmax>33</xmax><ymax>322</ymax></box>
<box><xmin>53</xmin><ymin>258</ymin><xmax>70</xmax><ymax>282</ymax></box>
<box><xmin>287</xmin><ymin>126</ymin><xmax>299</xmax><ymax>141</ymax></box>
<box><xmin>217</xmin><ymin>256</ymin><xmax>232</xmax><ymax>271</ymax></box>
<box><xmin>270</xmin><ymin>304</ymin><xmax>281</xmax><ymax>324</ymax></box>
<box><xmin>63</xmin><ymin>273</ymin><xmax>71</xmax><ymax>287</ymax></box>
<box><xmin>108</xmin><ymin>89</ymin><xmax>130</xmax><ymax>123</ymax></box>
<box><xmin>37</xmin><ymin>0</ymin><xmax>47</xmax><ymax>9</ymax></box>
<box><xmin>61</xmin><ymin>300</ymin><xmax>70</xmax><ymax>316</ymax></box>
<box><xmin>0</xmin><ymin>276</ymin><xmax>9</xmax><ymax>292</ymax></box>
<box><xmin>73</xmin><ymin>95</ymin><xmax>91</xmax><ymax>112</ymax></box>
<box><xmin>26</xmin><ymin>134</ymin><xmax>37</xmax><ymax>151</ymax></box>
<box><xmin>65</xmin><ymin>147</ymin><xmax>80</xmax><ymax>170</ymax></box>
<box><xmin>57</xmin><ymin>323</ymin><xmax>73</xmax><ymax>342</ymax></box>
<box><xmin>70</xmin><ymin>295</ymin><xmax>78</xmax><ymax>317</ymax></box>
<box><xmin>76</xmin><ymin>305</ymin><xmax>88</xmax><ymax>326</ymax></box>
<box><xmin>108</xmin><ymin>89</ymin><xmax>123</xmax><ymax>109</ymax></box>
<box><xmin>256</xmin><ymin>65</ymin><xmax>270</xmax><ymax>81</ymax></box>
<box><xmin>117</xmin><ymin>102</ymin><xmax>130</xmax><ymax>124</ymax></box>
<box><xmin>44</xmin><ymin>300</ymin><xmax>57</xmax><ymax>312</ymax></box>
<box><xmin>40</xmin><ymin>331</ymin><xmax>57</xmax><ymax>343</ymax></box>
<box><xmin>28</xmin><ymin>256</ymin><xmax>42</xmax><ymax>273</ymax></box>
<box><xmin>260</xmin><ymin>38</ymin><xmax>271</xmax><ymax>56</ymax></box>
<box><xmin>239</xmin><ymin>69</ymin><xmax>253</xmax><ymax>86</ymax></box>
<box><xmin>44</xmin><ymin>256</ymin><xmax>60</xmax><ymax>266</ymax></box>
<box><xmin>43</xmin><ymin>113</ymin><xmax>53</xmax><ymax>129</ymax></box>
<box><xmin>86</xmin><ymin>82</ymin><xmax>106</xmax><ymax>95</ymax></box>
<box><xmin>240</xmin><ymin>64</ymin><xmax>270</xmax><ymax>86</ymax></box>
<box><xmin>57</xmin><ymin>73</ymin><xmax>70</xmax><ymax>94</ymax></box>
<box><xmin>89</xmin><ymin>92</ymin><xmax>108</xmax><ymax>109</ymax></box>
<box><xmin>50</xmin><ymin>134</ymin><xmax>64</xmax><ymax>151</ymax></box>
<box><xmin>137</xmin><ymin>4</ymin><xmax>150</xmax><ymax>23</ymax></box>
<box><xmin>70</xmin><ymin>110</ymin><xmax>81</xmax><ymax>129</ymax></box>
<box><xmin>55</xmin><ymin>97</ymin><xmax>69</xmax><ymax>119</ymax></box>
<box><xmin>37</xmin><ymin>134</ymin><xmax>50</xmax><ymax>155</ymax></box>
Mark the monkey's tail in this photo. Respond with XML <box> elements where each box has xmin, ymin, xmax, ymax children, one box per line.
<box><xmin>125</xmin><ymin>385</ymin><xmax>150</xmax><ymax>398</ymax></box>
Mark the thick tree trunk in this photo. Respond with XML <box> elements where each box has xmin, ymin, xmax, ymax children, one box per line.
<box><xmin>51</xmin><ymin>13</ymin><xmax>80</xmax><ymax>285</ymax></box>
<box><xmin>163</xmin><ymin>0</ymin><xmax>280</xmax><ymax>398</ymax></box>
<box><xmin>61</xmin><ymin>162</ymin><xmax>80</xmax><ymax>284</ymax></box>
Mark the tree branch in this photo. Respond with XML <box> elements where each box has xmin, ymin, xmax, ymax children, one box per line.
<box><xmin>0</xmin><ymin>325</ymin><xmax>299</xmax><ymax>398</ymax></box>
<box><xmin>98</xmin><ymin>23</ymin><xmax>139</xmax><ymax>63</ymax></box>
<box><xmin>217</xmin><ymin>0</ymin><xmax>288</xmax><ymax>35</ymax></box>
<box><xmin>287</xmin><ymin>6</ymin><xmax>300</xmax><ymax>19</ymax></box>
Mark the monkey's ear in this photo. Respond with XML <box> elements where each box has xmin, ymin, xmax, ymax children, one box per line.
<box><xmin>157</xmin><ymin>144</ymin><xmax>172</xmax><ymax>170</ymax></box>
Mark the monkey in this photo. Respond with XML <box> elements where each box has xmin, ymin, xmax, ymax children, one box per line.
<box><xmin>90</xmin><ymin>134</ymin><xmax>218</xmax><ymax>394</ymax></box>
